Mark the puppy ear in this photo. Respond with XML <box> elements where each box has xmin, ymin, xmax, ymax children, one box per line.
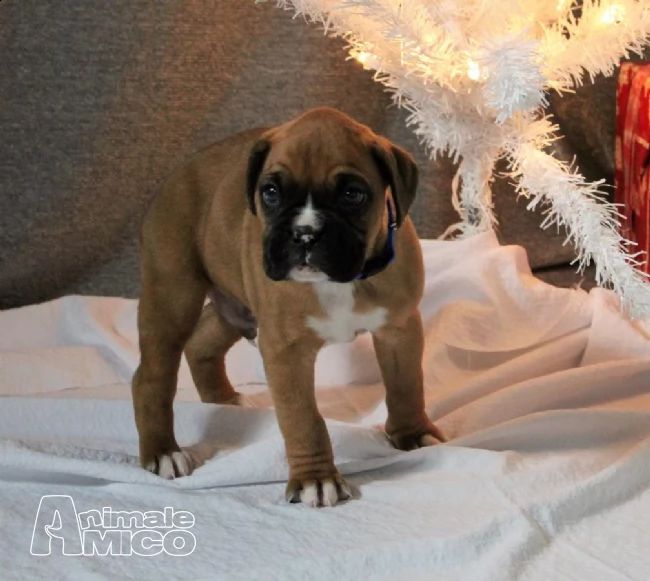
<box><xmin>246</xmin><ymin>139</ymin><xmax>272</xmax><ymax>215</ymax></box>
<box><xmin>371</xmin><ymin>139</ymin><xmax>419</xmax><ymax>227</ymax></box>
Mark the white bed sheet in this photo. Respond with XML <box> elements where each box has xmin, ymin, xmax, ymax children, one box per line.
<box><xmin>1</xmin><ymin>232</ymin><xmax>650</xmax><ymax>581</ymax></box>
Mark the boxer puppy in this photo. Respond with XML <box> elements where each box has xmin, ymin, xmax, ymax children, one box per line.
<box><xmin>132</xmin><ymin>107</ymin><xmax>444</xmax><ymax>507</ymax></box>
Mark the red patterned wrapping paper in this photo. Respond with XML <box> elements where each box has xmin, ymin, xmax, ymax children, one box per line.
<box><xmin>615</xmin><ymin>62</ymin><xmax>650</xmax><ymax>274</ymax></box>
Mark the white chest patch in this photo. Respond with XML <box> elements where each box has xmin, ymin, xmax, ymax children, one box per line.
<box><xmin>307</xmin><ymin>282</ymin><xmax>387</xmax><ymax>344</ymax></box>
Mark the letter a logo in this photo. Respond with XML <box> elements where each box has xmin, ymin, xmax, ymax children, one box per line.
<box><xmin>31</xmin><ymin>495</ymin><xmax>83</xmax><ymax>556</ymax></box>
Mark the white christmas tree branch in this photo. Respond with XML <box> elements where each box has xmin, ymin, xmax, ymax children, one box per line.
<box><xmin>543</xmin><ymin>1</ymin><xmax>650</xmax><ymax>91</ymax></box>
<box><xmin>506</xmin><ymin>142</ymin><xmax>650</xmax><ymax>316</ymax></box>
<box><xmin>257</xmin><ymin>0</ymin><xmax>650</xmax><ymax>318</ymax></box>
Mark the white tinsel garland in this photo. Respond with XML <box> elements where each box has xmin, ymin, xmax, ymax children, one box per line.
<box><xmin>256</xmin><ymin>0</ymin><xmax>650</xmax><ymax>319</ymax></box>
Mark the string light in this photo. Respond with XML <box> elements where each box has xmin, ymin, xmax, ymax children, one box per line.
<box><xmin>601</xmin><ymin>4</ymin><xmax>626</xmax><ymax>24</ymax></box>
<box><xmin>354</xmin><ymin>51</ymin><xmax>380</xmax><ymax>69</ymax></box>
<box><xmin>423</xmin><ymin>33</ymin><xmax>437</xmax><ymax>46</ymax></box>
<box><xmin>355</xmin><ymin>52</ymin><xmax>370</xmax><ymax>64</ymax></box>
<box><xmin>467</xmin><ymin>58</ymin><xmax>482</xmax><ymax>80</ymax></box>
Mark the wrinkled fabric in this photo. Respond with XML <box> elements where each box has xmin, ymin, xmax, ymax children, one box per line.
<box><xmin>1</xmin><ymin>232</ymin><xmax>649</xmax><ymax>580</ymax></box>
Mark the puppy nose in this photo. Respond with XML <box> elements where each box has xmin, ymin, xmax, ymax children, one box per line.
<box><xmin>292</xmin><ymin>225</ymin><xmax>318</xmax><ymax>246</ymax></box>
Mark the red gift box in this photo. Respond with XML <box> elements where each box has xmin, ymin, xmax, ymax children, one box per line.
<box><xmin>615</xmin><ymin>62</ymin><xmax>650</xmax><ymax>274</ymax></box>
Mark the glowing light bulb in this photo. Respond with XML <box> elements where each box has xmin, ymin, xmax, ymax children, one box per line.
<box><xmin>356</xmin><ymin>52</ymin><xmax>370</xmax><ymax>64</ymax></box>
<box><xmin>467</xmin><ymin>59</ymin><xmax>481</xmax><ymax>81</ymax></box>
<box><xmin>423</xmin><ymin>33</ymin><xmax>437</xmax><ymax>45</ymax></box>
<box><xmin>601</xmin><ymin>4</ymin><xmax>625</xmax><ymax>24</ymax></box>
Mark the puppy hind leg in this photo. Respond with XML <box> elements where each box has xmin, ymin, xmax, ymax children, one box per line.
<box><xmin>185</xmin><ymin>304</ymin><xmax>243</xmax><ymax>405</ymax></box>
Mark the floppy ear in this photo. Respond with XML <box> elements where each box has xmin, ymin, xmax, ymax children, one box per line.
<box><xmin>246</xmin><ymin>139</ymin><xmax>272</xmax><ymax>215</ymax></box>
<box><xmin>371</xmin><ymin>138</ymin><xmax>419</xmax><ymax>227</ymax></box>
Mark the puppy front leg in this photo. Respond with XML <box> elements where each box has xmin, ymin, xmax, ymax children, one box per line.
<box><xmin>260</xmin><ymin>337</ymin><xmax>351</xmax><ymax>507</ymax></box>
<box><xmin>372</xmin><ymin>311</ymin><xmax>445</xmax><ymax>450</ymax></box>
<box><xmin>132</xmin><ymin>248</ymin><xmax>207</xmax><ymax>479</ymax></box>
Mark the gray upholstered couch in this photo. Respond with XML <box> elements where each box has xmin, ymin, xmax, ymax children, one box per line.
<box><xmin>0</xmin><ymin>1</ymin><xmax>633</xmax><ymax>309</ymax></box>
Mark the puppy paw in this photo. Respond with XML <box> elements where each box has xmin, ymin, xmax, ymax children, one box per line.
<box><xmin>286</xmin><ymin>472</ymin><xmax>352</xmax><ymax>508</ymax></box>
<box><xmin>389</xmin><ymin>424</ymin><xmax>445</xmax><ymax>452</ymax></box>
<box><xmin>417</xmin><ymin>433</ymin><xmax>442</xmax><ymax>447</ymax></box>
<box><xmin>144</xmin><ymin>449</ymin><xmax>196</xmax><ymax>480</ymax></box>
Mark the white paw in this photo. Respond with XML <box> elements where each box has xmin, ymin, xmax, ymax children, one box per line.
<box><xmin>287</xmin><ymin>476</ymin><xmax>352</xmax><ymax>508</ymax></box>
<box><xmin>301</xmin><ymin>480</ymin><xmax>339</xmax><ymax>507</ymax></box>
<box><xmin>390</xmin><ymin>425</ymin><xmax>446</xmax><ymax>451</ymax></box>
<box><xmin>418</xmin><ymin>434</ymin><xmax>442</xmax><ymax>447</ymax></box>
<box><xmin>145</xmin><ymin>450</ymin><xmax>195</xmax><ymax>480</ymax></box>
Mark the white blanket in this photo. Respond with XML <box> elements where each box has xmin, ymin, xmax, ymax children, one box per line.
<box><xmin>1</xmin><ymin>231</ymin><xmax>650</xmax><ymax>581</ymax></box>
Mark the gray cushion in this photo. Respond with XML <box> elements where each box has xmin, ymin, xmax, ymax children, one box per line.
<box><xmin>0</xmin><ymin>1</ymin><xmax>625</xmax><ymax>308</ymax></box>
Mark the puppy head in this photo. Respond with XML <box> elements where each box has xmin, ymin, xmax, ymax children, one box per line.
<box><xmin>246</xmin><ymin>107</ymin><xmax>418</xmax><ymax>283</ymax></box>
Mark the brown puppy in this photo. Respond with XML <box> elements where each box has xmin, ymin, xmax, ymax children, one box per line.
<box><xmin>132</xmin><ymin>107</ymin><xmax>444</xmax><ymax>507</ymax></box>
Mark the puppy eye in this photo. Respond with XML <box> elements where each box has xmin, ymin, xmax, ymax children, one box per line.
<box><xmin>261</xmin><ymin>183</ymin><xmax>281</xmax><ymax>207</ymax></box>
<box><xmin>341</xmin><ymin>187</ymin><xmax>367</xmax><ymax>206</ymax></box>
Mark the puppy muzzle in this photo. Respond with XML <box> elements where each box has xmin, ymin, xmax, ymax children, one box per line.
<box><xmin>262</xmin><ymin>219</ymin><xmax>366</xmax><ymax>283</ymax></box>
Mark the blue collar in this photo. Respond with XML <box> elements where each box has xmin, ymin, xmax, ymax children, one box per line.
<box><xmin>355</xmin><ymin>199</ymin><xmax>397</xmax><ymax>280</ymax></box>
